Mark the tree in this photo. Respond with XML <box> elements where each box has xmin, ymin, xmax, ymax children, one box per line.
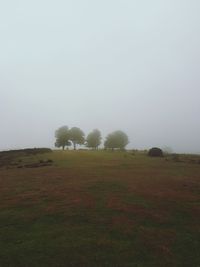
<box><xmin>86</xmin><ymin>129</ymin><xmax>102</xmax><ymax>150</ymax></box>
<box><xmin>55</xmin><ymin>126</ymin><xmax>71</xmax><ymax>150</ymax></box>
<box><xmin>104</xmin><ymin>130</ymin><xmax>129</xmax><ymax>150</ymax></box>
<box><xmin>69</xmin><ymin>127</ymin><xmax>85</xmax><ymax>150</ymax></box>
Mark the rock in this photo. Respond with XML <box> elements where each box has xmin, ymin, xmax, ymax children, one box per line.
<box><xmin>148</xmin><ymin>147</ymin><xmax>163</xmax><ymax>157</ymax></box>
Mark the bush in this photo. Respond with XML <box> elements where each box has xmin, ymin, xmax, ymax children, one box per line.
<box><xmin>148</xmin><ymin>147</ymin><xmax>163</xmax><ymax>157</ymax></box>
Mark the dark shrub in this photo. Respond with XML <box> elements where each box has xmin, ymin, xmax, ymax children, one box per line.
<box><xmin>148</xmin><ymin>147</ymin><xmax>163</xmax><ymax>157</ymax></box>
<box><xmin>23</xmin><ymin>148</ymin><xmax>52</xmax><ymax>155</ymax></box>
<box><xmin>17</xmin><ymin>165</ymin><xmax>23</xmax><ymax>168</ymax></box>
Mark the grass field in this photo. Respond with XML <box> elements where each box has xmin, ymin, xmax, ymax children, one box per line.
<box><xmin>0</xmin><ymin>150</ymin><xmax>200</xmax><ymax>267</ymax></box>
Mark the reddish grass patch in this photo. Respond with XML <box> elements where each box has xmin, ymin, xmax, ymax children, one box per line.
<box><xmin>137</xmin><ymin>227</ymin><xmax>176</xmax><ymax>258</ymax></box>
<box><xmin>107</xmin><ymin>196</ymin><xmax>170</xmax><ymax>224</ymax></box>
<box><xmin>111</xmin><ymin>215</ymin><xmax>136</xmax><ymax>234</ymax></box>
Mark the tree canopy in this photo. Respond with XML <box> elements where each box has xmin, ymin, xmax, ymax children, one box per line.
<box><xmin>104</xmin><ymin>130</ymin><xmax>129</xmax><ymax>150</ymax></box>
<box><xmin>55</xmin><ymin>126</ymin><xmax>129</xmax><ymax>151</ymax></box>
<box><xmin>55</xmin><ymin>126</ymin><xmax>71</xmax><ymax>150</ymax></box>
<box><xmin>86</xmin><ymin>129</ymin><xmax>102</xmax><ymax>149</ymax></box>
<box><xmin>69</xmin><ymin>127</ymin><xmax>85</xmax><ymax>150</ymax></box>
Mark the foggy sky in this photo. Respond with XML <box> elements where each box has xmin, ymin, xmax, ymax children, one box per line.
<box><xmin>1</xmin><ymin>0</ymin><xmax>200</xmax><ymax>153</ymax></box>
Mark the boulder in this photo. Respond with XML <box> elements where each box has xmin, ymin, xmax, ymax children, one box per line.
<box><xmin>148</xmin><ymin>147</ymin><xmax>163</xmax><ymax>157</ymax></box>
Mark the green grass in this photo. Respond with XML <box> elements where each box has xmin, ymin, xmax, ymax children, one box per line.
<box><xmin>0</xmin><ymin>150</ymin><xmax>200</xmax><ymax>266</ymax></box>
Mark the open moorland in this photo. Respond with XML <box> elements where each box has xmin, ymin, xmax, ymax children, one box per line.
<box><xmin>0</xmin><ymin>150</ymin><xmax>200</xmax><ymax>267</ymax></box>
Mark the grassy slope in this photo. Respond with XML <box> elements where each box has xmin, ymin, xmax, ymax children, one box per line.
<box><xmin>0</xmin><ymin>150</ymin><xmax>200</xmax><ymax>267</ymax></box>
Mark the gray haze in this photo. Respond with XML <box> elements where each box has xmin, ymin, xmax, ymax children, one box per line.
<box><xmin>1</xmin><ymin>0</ymin><xmax>200</xmax><ymax>153</ymax></box>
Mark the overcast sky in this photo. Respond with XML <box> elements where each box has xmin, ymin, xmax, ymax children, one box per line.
<box><xmin>0</xmin><ymin>0</ymin><xmax>200</xmax><ymax>153</ymax></box>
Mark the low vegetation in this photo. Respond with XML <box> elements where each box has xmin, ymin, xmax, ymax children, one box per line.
<box><xmin>0</xmin><ymin>150</ymin><xmax>200</xmax><ymax>266</ymax></box>
<box><xmin>0</xmin><ymin>148</ymin><xmax>52</xmax><ymax>168</ymax></box>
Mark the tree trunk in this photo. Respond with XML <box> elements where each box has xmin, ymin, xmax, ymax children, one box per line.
<box><xmin>62</xmin><ymin>146</ymin><xmax>65</xmax><ymax>150</ymax></box>
<box><xmin>73</xmin><ymin>142</ymin><xmax>76</xmax><ymax>150</ymax></box>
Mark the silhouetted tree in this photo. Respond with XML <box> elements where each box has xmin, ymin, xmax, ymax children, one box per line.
<box><xmin>86</xmin><ymin>129</ymin><xmax>102</xmax><ymax>150</ymax></box>
<box><xmin>104</xmin><ymin>131</ymin><xmax>129</xmax><ymax>150</ymax></box>
<box><xmin>55</xmin><ymin>126</ymin><xmax>71</xmax><ymax>150</ymax></box>
<box><xmin>69</xmin><ymin>127</ymin><xmax>85</xmax><ymax>150</ymax></box>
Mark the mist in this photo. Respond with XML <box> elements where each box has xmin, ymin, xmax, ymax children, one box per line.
<box><xmin>1</xmin><ymin>0</ymin><xmax>200</xmax><ymax>153</ymax></box>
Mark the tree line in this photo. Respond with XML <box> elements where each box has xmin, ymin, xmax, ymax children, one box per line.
<box><xmin>55</xmin><ymin>126</ymin><xmax>129</xmax><ymax>150</ymax></box>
